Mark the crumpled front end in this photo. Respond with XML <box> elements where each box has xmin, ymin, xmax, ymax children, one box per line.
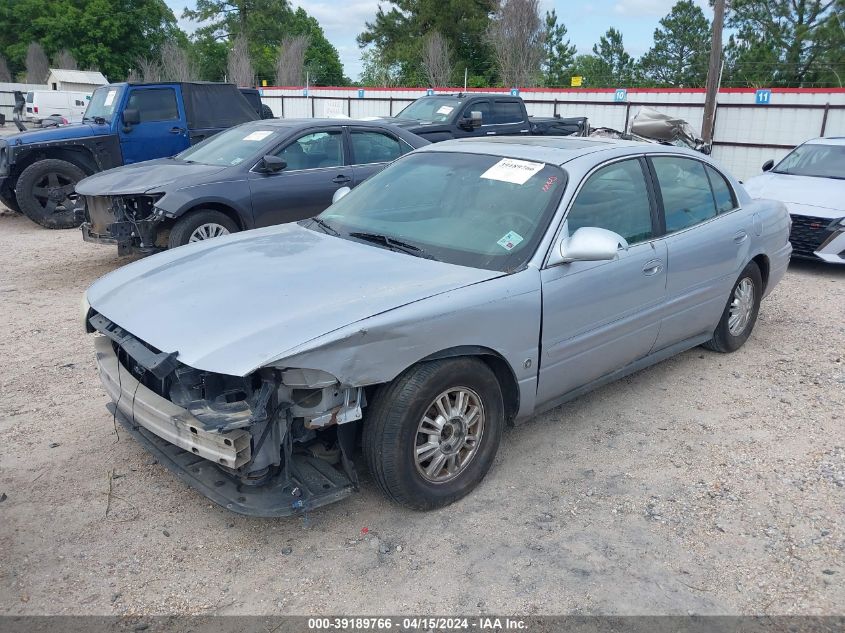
<box><xmin>90</xmin><ymin>312</ymin><xmax>361</xmax><ymax>516</ymax></box>
<box><xmin>81</xmin><ymin>194</ymin><xmax>166</xmax><ymax>255</ymax></box>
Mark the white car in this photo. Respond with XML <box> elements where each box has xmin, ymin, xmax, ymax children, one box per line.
<box><xmin>25</xmin><ymin>90</ymin><xmax>91</xmax><ymax>124</ymax></box>
<box><xmin>744</xmin><ymin>137</ymin><xmax>845</xmax><ymax>264</ymax></box>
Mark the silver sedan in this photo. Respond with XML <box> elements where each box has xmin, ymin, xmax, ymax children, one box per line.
<box><xmin>83</xmin><ymin>137</ymin><xmax>792</xmax><ymax>516</ymax></box>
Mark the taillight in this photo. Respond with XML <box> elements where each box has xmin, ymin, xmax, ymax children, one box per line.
<box><xmin>33</xmin><ymin>106</ymin><xmax>38</xmax><ymax>113</ymax></box>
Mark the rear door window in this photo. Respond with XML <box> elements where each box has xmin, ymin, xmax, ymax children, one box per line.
<box><xmin>651</xmin><ymin>157</ymin><xmax>718</xmax><ymax>233</ymax></box>
<box><xmin>705</xmin><ymin>165</ymin><xmax>737</xmax><ymax>213</ymax></box>
<box><xmin>350</xmin><ymin>130</ymin><xmax>404</xmax><ymax>164</ymax></box>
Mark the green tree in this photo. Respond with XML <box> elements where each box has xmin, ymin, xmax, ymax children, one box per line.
<box><xmin>0</xmin><ymin>0</ymin><xmax>182</xmax><ymax>81</ymax></box>
<box><xmin>639</xmin><ymin>0</ymin><xmax>710</xmax><ymax>87</ymax></box>
<box><xmin>542</xmin><ymin>9</ymin><xmax>576</xmax><ymax>87</ymax></box>
<box><xmin>183</xmin><ymin>0</ymin><xmax>345</xmax><ymax>84</ymax></box>
<box><xmin>357</xmin><ymin>0</ymin><xmax>497</xmax><ymax>86</ymax></box>
<box><xmin>724</xmin><ymin>0</ymin><xmax>844</xmax><ymax>87</ymax></box>
<box><xmin>575</xmin><ymin>27</ymin><xmax>635</xmax><ymax>87</ymax></box>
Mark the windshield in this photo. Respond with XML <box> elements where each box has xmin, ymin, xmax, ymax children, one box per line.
<box><xmin>773</xmin><ymin>143</ymin><xmax>845</xmax><ymax>179</ymax></box>
<box><xmin>312</xmin><ymin>151</ymin><xmax>566</xmax><ymax>271</ymax></box>
<box><xmin>176</xmin><ymin>125</ymin><xmax>282</xmax><ymax>166</ymax></box>
<box><xmin>83</xmin><ymin>86</ymin><xmax>122</xmax><ymax>122</ymax></box>
<box><xmin>396</xmin><ymin>97</ymin><xmax>463</xmax><ymax>123</ymax></box>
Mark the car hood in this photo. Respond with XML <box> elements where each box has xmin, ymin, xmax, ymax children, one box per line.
<box><xmin>76</xmin><ymin>159</ymin><xmax>230</xmax><ymax>196</ymax></box>
<box><xmin>86</xmin><ymin>223</ymin><xmax>501</xmax><ymax>377</ymax></box>
<box><xmin>743</xmin><ymin>172</ymin><xmax>845</xmax><ymax>213</ymax></box>
<box><xmin>6</xmin><ymin>122</ymin><xmax>109</xmax><ymax>145</ymax></box>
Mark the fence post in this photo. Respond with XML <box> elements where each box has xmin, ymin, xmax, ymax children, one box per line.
<box><xmin>389</xmin><ymin>96</ymin><xmax>394</xmax><ymax>116</ymax></box>
<box><xmin>310</xmin><ymin>96</ymin><xmax>315</xmax><ymax>118</ymax></box>
<box><xmin>821</xmin><ymin>103</ymin><xmax>830</xmax><ymax>135</ymax></box>
<box><xmin>280</xmin><ymin>95</ymin><xmax>285</xmax><ymax>118</ymax></box>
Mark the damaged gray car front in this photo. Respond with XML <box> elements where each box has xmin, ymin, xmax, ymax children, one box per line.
<box><xmin>84</xmin><ymin>138</ymin><xmax>790</xmax><ymax>516</ymax></box>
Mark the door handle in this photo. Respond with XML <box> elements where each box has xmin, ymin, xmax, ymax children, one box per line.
<box><xmin>733</xmin><ymin>230</ymin><xmax>748</xmax><ymax>244</ymax></box>
<box><xmin>332</xmin><ymin>175</ymin><xmax>351</xmax><ymax>184</ymax></box>
<box><xmin>169</xmin><ymin>127</ymin><xmax>184</xmax><ymax>134</ymax></box>
<box><xmin>642</xmin><ymin>259</ymin><xmax>664</xmax><ymax>276</ymax></box>
<box><xmin>486</xmin><ymin>131</ymin><xmax>496</xmax><ymax>135</ymax></box>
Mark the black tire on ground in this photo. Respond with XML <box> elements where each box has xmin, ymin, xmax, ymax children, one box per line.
<box><xmin>363</xmin><ymin>357</ymin><xmax>505</xmax><ymax>510</ymax></box>
<box><xmin>16</xmin><ymin>159</ymin><xmax>86</xmax><ymax>229</ymax></box>
<box><xmin>703</xmin><ymin>261</ymin><xmax>763</xmax><ymax>353</ymax></box>
<box><xmin>0</xmin><ymin>191</ymin><xmax>21</xmax><ymax>214</ymax></box>
<box><xmin>260</xmin><ymin>104</ymin><xmax>274</xmax><ymax>119</ymax></box>
<box><xmin>167</xmin><ymin>209</ymin><xmax>239</xmax><ymax>249</ymax></box>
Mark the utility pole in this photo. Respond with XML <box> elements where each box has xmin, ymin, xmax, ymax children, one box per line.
<box><xmin>702</xmin><ymin>0</ymin><xmax>725</xmax><ymax>146</ymax></box>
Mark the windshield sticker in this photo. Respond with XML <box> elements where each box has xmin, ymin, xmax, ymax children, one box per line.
<box><xmin>103</xmin><ymin>90</ymin><xmax>116</xmax><ymax>106</ymax></box>
<box><xmin>481</xmin><ymin>158</ymin><xmax>545</xmax><ymax>185</ymax></box>
<box><xmin>497</xmin><ymin>231</ymin><xmax>524</xmax><ymax>251</ymax></box>
<box><xmin>243</xmin><ymin>130</ymin><xmax>274</xmax><ymax>142</ymax></box>
<box><xmin>436</xmin><ymin>105</ymin><xmax>454</xmax><ymax>115</ymax></box>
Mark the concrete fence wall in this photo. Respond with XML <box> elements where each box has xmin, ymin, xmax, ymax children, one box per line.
<box><xmin>259</xmin><ymin>86</ymin><xmax>845</xmax><ymax>181</ymax></box>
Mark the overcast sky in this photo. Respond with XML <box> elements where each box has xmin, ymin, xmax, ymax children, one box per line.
<box><xmin>164</xmin><ymin>0</ymin><xmax>713</xmax><ymax>82</ymax></box>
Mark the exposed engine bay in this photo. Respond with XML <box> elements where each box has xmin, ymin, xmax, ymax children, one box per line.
<box><xmin>89</xmin><ymin>312</ymin><xmax>364</xmax><ymax>516</ymax></box>
<box><xmin>82</xmin><ymin>194</ymin><xmax>168</xmax><ymax>255</ymax></box>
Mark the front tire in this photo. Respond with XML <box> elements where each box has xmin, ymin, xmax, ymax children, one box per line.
<box><xmin>363</xmin><ymin>358</ymin><xmax>504</xmax><ymax>510</ymax></box>
<box><xmin>704</xmin><ymin>261</ymin><xmax>762</xmax><ymax>353</ymax></box>
<box><xmin>16</xmin><ymin>159</ymin><xmax>86</xmax><ymax>229</ymax></box>
<box><xmin>167</xmin><ymin>210</ymin><xmax>238</xmax><ymax>249</ymax></box>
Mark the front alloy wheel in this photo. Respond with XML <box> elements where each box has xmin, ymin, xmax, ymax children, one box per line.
<box><xmin>189</xmin><ymin>223</ymin><xmax>230</xmax><ymax>242</ymax></box>
<box><xmin>364</xmin><ymin>357</ymin><xmax>504</xmax><ymax>510</ymax></box>
<box><xmin>415</xmin><ymin>387</ymin><xmax>485</xmax><ymax>483</ymax></box>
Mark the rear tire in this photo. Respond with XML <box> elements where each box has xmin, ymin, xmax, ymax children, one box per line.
<box><xmin>260</xmin><ymin>104</ymin><xmax>274</xmax><ymax>119</ymax></box>
<box><xmin>703</xmin><ymin>261</ymin><xmax>762</xmax><ymax>353</ymax></box>
<box><xmin>16</xmin><ymin>159</ymin><xmax>86</xmax><ymax>229</ymax></box>
<box><xmin>363</xmin><ymin>358</ymin><xmax>504</xmax><ymax>510</ymax></box>
<box><xmin>167</xmin><ymin>210</ymin><xmax>238</xmax><ymax>249</ymax></box>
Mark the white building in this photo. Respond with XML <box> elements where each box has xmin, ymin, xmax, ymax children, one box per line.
<box><xmin>45</xmin><ymin>69</ymin><xmax>108</xmax><ymax>92</ymax></box>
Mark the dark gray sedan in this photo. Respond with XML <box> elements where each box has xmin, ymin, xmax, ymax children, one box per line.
<box><xmin>76</xmin><ymin>119</ymin><xmax>428</xmax><ymax>254</ymax></box>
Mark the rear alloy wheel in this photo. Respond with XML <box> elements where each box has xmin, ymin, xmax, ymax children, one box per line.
<box><xmin>16</xmin><ymin>159</ymin><xmax>86</xmax><ymax>229</ymax></box>
<box><xmin>704</xmin><ymin>261</ymin><xmax>762</xmax><ymax>353</ymax></box>
<box><xmin>167</xmin><ymin>210</ymin><xmax>239</xmax><ymax>249</ymax></box>
<box><xmin>363</xmin><ymin>358</ymin><xmax>504</xmax><ymax>510</ymax></box>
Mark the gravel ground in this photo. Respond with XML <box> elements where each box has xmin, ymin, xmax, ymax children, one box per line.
<box><xmin>0</xmin><ymin>208</ymin><xmax>843</xmax><ymax>616</ymax></box>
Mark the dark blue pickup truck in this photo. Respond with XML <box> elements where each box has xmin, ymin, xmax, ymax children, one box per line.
<box><xmin>0</xmin><ymin>82</ymin><xmax>258</xmax><ymax>228</ymax></box>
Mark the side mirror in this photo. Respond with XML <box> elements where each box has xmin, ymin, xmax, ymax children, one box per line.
<box><xmin>549</xmin><ymin>226</ymin><xmax>628</xmax><ymax>266</ymax></box>
<box><xmin>762</xmin><ymin>159</ymin><xmax>774</xmax><ymax>172</ymax></box>
<box><xmin>122</xmin><ymin>108</ymin><xmax>140</xmax><ymax>126</ymax></box>
<box><xmin>332</xmin><ymin>186</ymin><xmax>351</xmax><ymax>204</ymax></box>
<box><xmin>460</xmin><ymin>111</ymin><xmax>482</xmax><ymax>130</ymax></box>
<box><xmin>259</xmin><ymin>155</ymin><xmax>286</xmax><ymax>172</ymax></box>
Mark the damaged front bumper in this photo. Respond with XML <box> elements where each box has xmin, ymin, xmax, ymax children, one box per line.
<box><xmin>93</xmin><ymin>330</ymin><xmax>358</xmax><ymax>517</ymax></box>
<box><xmin>80</xmin><ymin>194</ymin><xmax>165</xmax><ymax>255</ymax></box>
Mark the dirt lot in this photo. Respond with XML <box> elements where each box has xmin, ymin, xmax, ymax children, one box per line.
<box><xmin>0</xmin><ymin>208</ymin><xmax>843</xmax><ymax>616</ymax></box>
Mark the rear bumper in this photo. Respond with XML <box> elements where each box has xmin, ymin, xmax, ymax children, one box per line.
<box><xmin>94</xmin><ymin>335</ymin><xmax>354</xmax><ymax>516</ymax></box>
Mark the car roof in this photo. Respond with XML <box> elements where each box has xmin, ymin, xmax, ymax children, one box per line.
<box><xmin>804</xmin><ymin>137</ymin><xmax>845</xmax><ymax>146</ymax></box>
<box><xmin>415</xmin><ymin>136</ymin><xmax>661</xmax><ymax>166</ymax></box>
<box><xmin>237</xmin><ymin>118</ymin><xmax>400</xmax><ymax>129</ymax></box>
